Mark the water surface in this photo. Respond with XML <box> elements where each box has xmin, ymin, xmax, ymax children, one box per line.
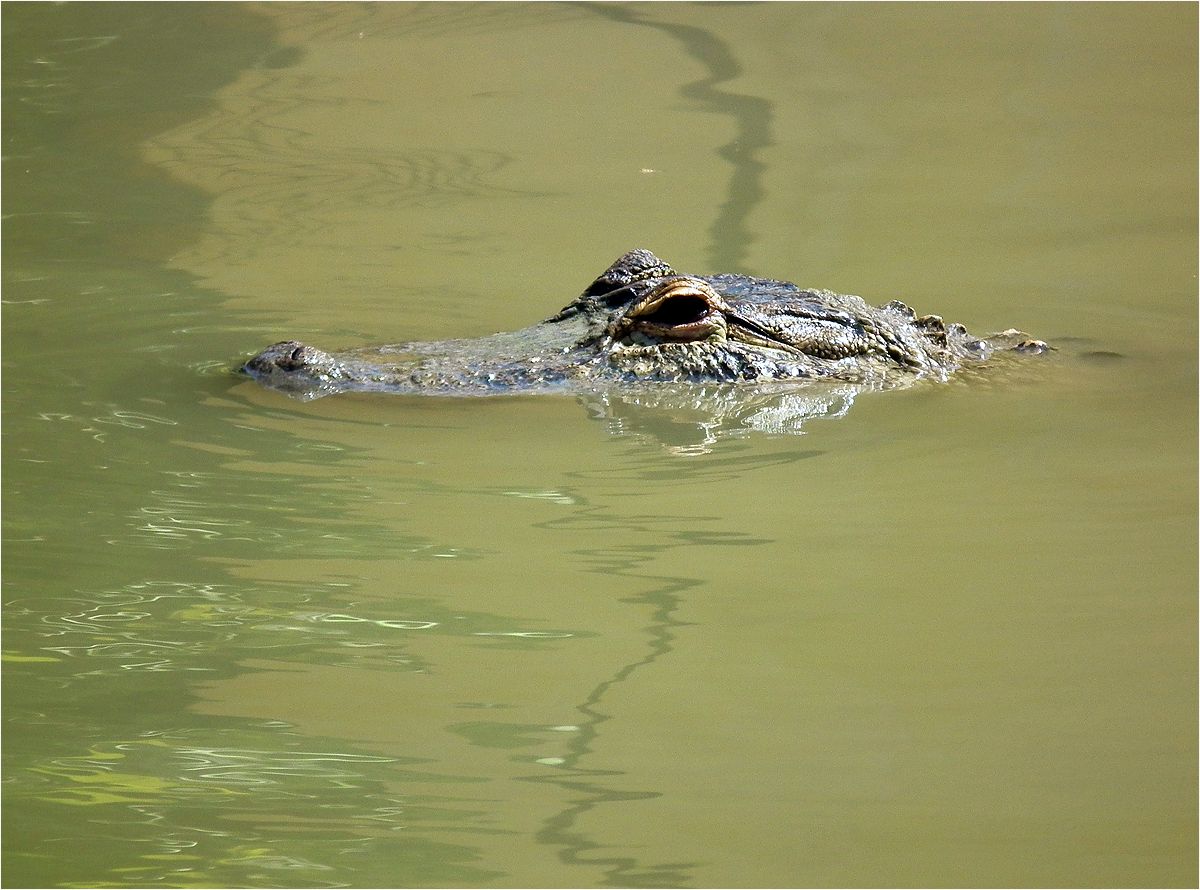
<box><xmin>3</xmin><ymin>4</ymin><xmax>1196</xmax><ymax>887</ymax></box>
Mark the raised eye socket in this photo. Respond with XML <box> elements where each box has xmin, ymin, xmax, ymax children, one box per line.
<box><xmin>639</xmin><ymin>294</ymin><xmax>711</xmax><ymax>327</ymax></box>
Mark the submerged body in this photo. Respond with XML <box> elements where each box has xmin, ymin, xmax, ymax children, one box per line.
<box><xmin>243</xmin><ymin>249</ymin><xmax>1045</xmax><ymax>399</ymax></box>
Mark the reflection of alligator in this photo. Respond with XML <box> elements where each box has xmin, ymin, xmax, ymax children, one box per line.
<box><xmin>243</xmin><ymin>249</ymin><xmax>1047</xmax><ymax>400</ymax></box>
<box><xmin>581</xmin><ymin>383</ymin><xmax>867</xmax><ymax>452</ymax></box>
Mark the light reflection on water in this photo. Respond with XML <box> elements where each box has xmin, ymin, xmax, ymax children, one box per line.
<box><xmin>17</xmin><ymin>728</ymin><xmax>503</xmax><ymax>889</ymax></box>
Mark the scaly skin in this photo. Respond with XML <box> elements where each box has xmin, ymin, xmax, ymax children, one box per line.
<box><xmin>242</xmin><ymin>249</ymin><xmax>1046</xmax><ymax>399</ymax></box>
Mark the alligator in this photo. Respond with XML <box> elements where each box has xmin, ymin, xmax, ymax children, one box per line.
<box><xmin>242</xmin><ymin>249</ymin><xmax>1046</xmax><ymax>400</ymax></box>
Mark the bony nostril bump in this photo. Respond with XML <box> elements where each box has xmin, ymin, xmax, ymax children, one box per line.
<box><xmin>271</xmin><ymin>342</ymin><xmax>309</xmax><ymax>371</ymax></box>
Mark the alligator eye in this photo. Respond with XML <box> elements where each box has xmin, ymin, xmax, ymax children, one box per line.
<box><xmin>639</xmin><ymin>293</ymin><xmax>712</xmax><ymax>326</ymax></box>
<box><xmin>615</xmin><ymin>278</ymin><xmax>728</xmax><ymax>343</ymax></box>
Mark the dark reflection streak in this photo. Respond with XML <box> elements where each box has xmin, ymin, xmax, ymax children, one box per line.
<box><xmin>580</xmin><ymin>2</ymin><xmax>774</xmax><ymax>272</ymax></box>
<box><xmin>517</xmin><ymin>530</ymin><xmax>705</xmax><ymax>888</ymax></box>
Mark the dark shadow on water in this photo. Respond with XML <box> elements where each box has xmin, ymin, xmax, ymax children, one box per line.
<box><xmin>516</xmin><ymin>530</ymin><xmax>705</xmax><ymax>887</ymax></box>
<box><xmin>1</xmin><ymin>3</ymin><xmax>284</xmax><ymax>267</ymax></box>
<box><xmin>507</xmin><ymin>479</ymin><xmax>814</xmax><ymax>887</ymax></box>
<box><xmin>581</xmin><ymin>3</ymin><xmax>774</xmax><ymax>273</ymax></box>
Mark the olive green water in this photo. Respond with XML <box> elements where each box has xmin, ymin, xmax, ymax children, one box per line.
<box><xmin>3</xmin><ymin>3</ymin><xmax>1196</xmax><ymax>888</ymax></box>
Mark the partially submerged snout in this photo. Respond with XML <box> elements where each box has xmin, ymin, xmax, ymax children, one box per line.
<box><xmin>609</xmin><ymin>277</ymin><xmax>729</xmax><ymax>343</ymax></box>
<box><xmin>242</xmin><ymin>340</ymin><xmax>351</xmax><ymax>394</ymax></box>
<box><xmin>239</xmin><ymin>248</ymin><xmax>1049</xmax><ymax>400</ymax></box>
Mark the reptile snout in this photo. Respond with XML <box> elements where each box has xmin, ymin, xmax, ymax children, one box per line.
<box><xmin>243</xmin><ymin>340</ymin><xmax>312</xmax><ymax>373</ymax></box>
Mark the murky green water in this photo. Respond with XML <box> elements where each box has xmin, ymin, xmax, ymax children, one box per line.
<box><xmin>3</xmin><ymin>3</ymin><xmax>1195</xmax><ymax>887</ymax></box>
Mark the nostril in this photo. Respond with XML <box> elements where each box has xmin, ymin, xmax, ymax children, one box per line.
<box><xmin>278</xmin><ymin>346</ymin><xmax>308</xmax><ymax>370</ymax></box>
<box><xmin>252</xmin><ymin>341</ymin><xmax>311</xmax><ymax>371</ymax></box>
